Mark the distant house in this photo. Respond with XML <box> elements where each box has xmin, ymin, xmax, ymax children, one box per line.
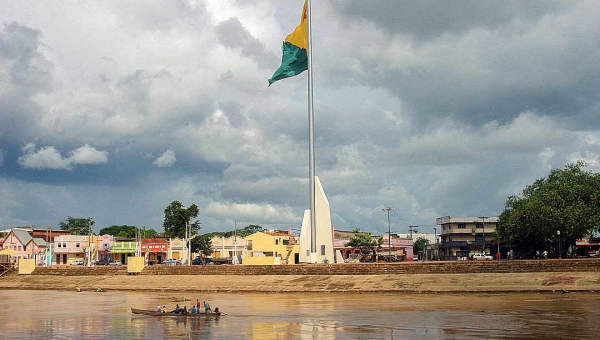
<box><xmin>141</xmin><ymin>238</ymin><xmax>169</xmax><ymax>264</ymax></box>
<box><xmin>436</xmin><ymin>216</ymin><xmax>499</xmax><ymax>260</ymax></box>
<box><xmin>244</xmin><ymin>230</ymin><xmax>299</xmax><ymax>265</ymax></box>
<box><xmin>54</xmin><ymin>235</ymin><xmax>88</xmax><ymax>265</ymax></box>
<box><xmin>333</xmin><ymin>230</ymin><xmax>414</xmax><ymax>262</ymax></box>
<box><xmin>112</xmin><ymin>238</ymin><xmax>139</xmax><ymax>265</ymax></box>
<box><xmin>211</xmin><ymin>235</ymin><xmax>245</xmax><ymax>264</ymax></box>
<box><xmin>2</xmin><ymin>229</ymin><xmax>48</xmax><ymax>264</ymax></box>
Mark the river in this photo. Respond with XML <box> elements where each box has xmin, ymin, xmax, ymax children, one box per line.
<box><xmin>0</xmin><ymin>290</ymin><xmax>598</xmax><ymax>339</ymax></box>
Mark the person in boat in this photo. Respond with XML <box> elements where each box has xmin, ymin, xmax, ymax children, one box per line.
<box><xmin>182</xmin><ymin>306</ymin><xmax>189</xmax><ymax>314</ymax></box>
<box><xmin>203</xmin><ymin>301</ymin><xmax>211</xmax><ymax>313</ymax></box>
<box><xmin>172</xmin><ymin>304</ymin><xmax>182</xmax><ymax>314</ymax></box>
<box><xmin>196</xmin><ymin>299</ymin><xmax>201</xmax><ymax>311</ymax></box>
<box><xmin>191</xmin><ymin>305</ymin><xmax>198</xmax><ymax>314</ymax></box>
<box><xmin>157</xmin><ymin>306</ymin><xmax>162</xmax><ymax>312</ymax></box>
<box><xmin>162</xmin><ymin>306</ymin><xmax>167</xmax><ymax>313</ymax></box>
<box><xmin>214</xmin><ymin>307</ymin><xmax>220</xmax><ymax>314</ymax></box>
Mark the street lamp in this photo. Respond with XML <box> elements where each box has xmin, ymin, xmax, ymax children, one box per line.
<box><xmin>479</xmin><ymin>216</ymin><xmax>488</xmax><ymax>255</ymax></box>
<box><xmin>382</xmin><ymin>207</ymin><xmax>394</xmax><ymax>261</ymax></box>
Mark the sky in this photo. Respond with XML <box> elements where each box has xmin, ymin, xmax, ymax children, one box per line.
<box><xmin>1</xmin><ymin>0</ymin><xmax>599</xmax><ymax>236</ymax></box>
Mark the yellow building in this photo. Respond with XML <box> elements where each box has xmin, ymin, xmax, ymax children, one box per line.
<box><xmin>244</xmin><ymin>231</ymin><xmax>299</xmax><ymax>265</ymax></box>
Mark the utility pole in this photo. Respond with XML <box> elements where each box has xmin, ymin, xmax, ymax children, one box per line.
<box><xmin>233</xmin><ymin>221</ymin><xmax>237</xmax><ymax>265</ymax></box>
<box><xmin>433</xmin><ymin>227</ymin><xmax>437</xmax><ymax>261</ymax></box>
<box><xmin>408</xmin><ymin>226</ymin><xmax>418</xmax><ymax>239</ymax></box>
<box><xmin>479</xmin><ymin>216</ymin><xmax>488</xmax><ymax>255</ymax></box>
<box><xmin>382</xmin><ymin>207</ymin><xmax>394</xmax><ymax>261</ymax></box>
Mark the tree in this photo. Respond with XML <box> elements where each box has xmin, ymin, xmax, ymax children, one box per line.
<box><xmin>59</xmin><ymin>217</ymin><xmax>94</xmax><ymax>235</ymax></box>
<box><xmin>99</xmin><ymin>225</ymin><xmax>159</xmax><ymax>238</ymax></box>
<box><xmin>99</xmin><ymin>225</ymin><xmax>137</xmax><ymax>238</ymax></box>
<box><xmin>413</xmin><ymin>237</ymin><xmax>430</xmax><ymax>254</ymax></box>
<box><xmin>497</xmin><ymin>162</ymin><xmax>600</xmax><ymax>258</ymax></box>
<box><xmin>162</xmin><ymin>201</ymin><xmax>201</xmax><ymax>239</ymax></box>
<box><xmin>344</xmin><ymin>228</ymin><xmax>383</xmax><ymax>262</ymax></box>
<box><xmin>191</xmin><ymin>234</ymin><xmax>213</xmax><ymax>258</ymax></box>
<box><xmin>234</xmin><ymin>224</ymin><xmax>264</xmax><ymax>238</ymax></box>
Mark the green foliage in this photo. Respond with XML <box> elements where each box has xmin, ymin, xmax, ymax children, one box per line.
<box><xmin>413</xmin><ymin>237</ymin><xmax>430</xmax><ymax>253</ymax></box>
<box><xmin>59</xmin><ymin>217</ymin><xmax>94</xmax><ymax>235</ymax></box>
<box><xmin>163</xmin><ymin>201</ymin><xmax>201</xmax><ymax>239</ymax></box>
<box><xmin>497</xmin><ymin>162</ymin><xmax>600</xmax><ymax>257</ymax></box>
<box><xmin>191</xmin><ymin>234</ymin><xmax>213</xmax><ymax>257</ymax></box>
<box><xmin>98</xmin><ymin>225</ymin><xmax>159</xmax><ymax>238</ymax></box>
<box><xmin>344</xmin><ymin>228</ymin><xmax>383</xmax><ymax>261</ymax></box>
<box><xmin>99</xmin><ymin>225</ymin><xmax>137</xmax><ymax>238</ymax></box>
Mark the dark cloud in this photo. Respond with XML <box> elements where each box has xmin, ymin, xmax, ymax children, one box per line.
<box><xmin>331</xmin><ymin>0</ymin><xmax>568</xmax><ymax>42</ymax></box>
<box><xmin>215</xmin><ymin>17</ymin><xmax>278</xmax><ymax>69</ymax></box>
<box><xmin>0</xmin><ymin>22</ymin><xmax>53</xmax><ymax>141</ymax></box>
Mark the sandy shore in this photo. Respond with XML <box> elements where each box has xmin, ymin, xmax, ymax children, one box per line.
<box><xmin>2</xmin><ymin>272</ymin><xmax>600</xmax><ymax>293</ymax></box>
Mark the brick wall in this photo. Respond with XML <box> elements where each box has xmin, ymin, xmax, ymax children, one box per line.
<box><xmin>30</xmin><ymin>258</ymin><xmax>600</xmax><ymax>276</ymax></box>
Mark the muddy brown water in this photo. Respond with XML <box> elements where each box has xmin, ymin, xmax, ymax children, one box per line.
<box><xmin>1</xmin><ymin>290</ymin><xmax>598</xmax><ymax>339</ymax></box>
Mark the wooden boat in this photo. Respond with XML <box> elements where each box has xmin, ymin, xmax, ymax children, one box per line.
<box><xmin>131</xmin><ymin>308</ymin><xmax>222</xmax><ymax>318</ymax></box>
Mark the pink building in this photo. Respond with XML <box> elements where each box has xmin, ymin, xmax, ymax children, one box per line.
<box><xmin>2</xmin><ymin>228</ymin><xmax>48</xmax><ymax>264</ymax></box>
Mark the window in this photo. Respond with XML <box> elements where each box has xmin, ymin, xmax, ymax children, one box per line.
<box><xmin>76</xmin><ymin>243</ymin><xmax>80</xmax><ymax>248</ymax></box>
<box><xmin>283</xmin><ymin>239</ymin><xmax>290</xmax><ymax>246</ymax></box>
<box><xmin>448</xmin><ymin>235</ymin><xmax>452</xmax><ymax>242</ymax></box>
<box><xmin>321</xmin><ymin>245</ymin><xmax>326</xmax><ymax>255</ymax></box>
<box><xmin>475</xmin><ymin>222</ymin><xmax>483</xmax><ymax>229</ymax></box>
<box><xmin>247</xmin><ymin>241</ymin><xmax>252</xmax><ymax>251</ymax></box>
<box><xmin>57</xmin><ymin>243</ymin><xmax>61</xmax><ymax>248</ymax></box>
<box><xmin>458</xmin><ymin>223</ymin><xmax>466</xmax><ymax>229</ymax></box>
<box><xmin>275</xmin><ymin>239</ymin><xmax>279</xmax><ymax>245</ymax></box>
<box><xmin>62</xmin><ymin>243</ymin><xmax>66</xmax><ymax>248</ymax></box>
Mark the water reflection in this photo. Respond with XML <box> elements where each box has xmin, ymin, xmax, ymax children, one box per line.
<box><xmin>0</xmin><ymin>290</ymin><xmax>598</xmax><ymax>339</ymax></box>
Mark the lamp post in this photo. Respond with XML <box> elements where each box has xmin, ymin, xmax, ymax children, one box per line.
<box><xmin>382</xmin><ymin>207</ymin><xmax>394</xmax><ymax>261</ymax></box>
<box><xmin>433</xmin><ymin>227</ymin><xmax>437</xmax><ymax>261</ymax></box>
<box><xmin>479</xmin><ymin>216</ymin><xmax>488</xmax><ymax>255</ymax></box>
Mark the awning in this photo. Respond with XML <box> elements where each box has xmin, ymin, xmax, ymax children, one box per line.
<box><xmin>0</xmin><ymin>248</ymin><xmax>18</xmax><ymax>255</ymax></box>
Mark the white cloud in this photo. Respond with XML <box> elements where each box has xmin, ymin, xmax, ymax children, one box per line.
<box><xmin>205</xmin><ymin>201</ymin><xmax>298</xmax><ymax>224</ymax></box>
<box><xmin>18</xmin><ymin>143</ymin><xmax>108</xmax><ymax>170</ymax></box>
<box><xmin>18</xmin><ymin>143</ymin><xmax>72</xmax><ymax>170</ymax></box>
<box><xmin>69</xmin><ymin>144</ymin><xmax>108</xmax><ymax>165</ymax></box>
<box><xmin>153</xmin><ymin>149</ymin><xmax>176</xmax><ymax>167</ymax></box>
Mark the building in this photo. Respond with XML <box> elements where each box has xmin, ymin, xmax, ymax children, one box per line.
<box><xmin>244</xmin><ymin>230</ymin><xmax>299</xmax><ymax>265</ymax></box>
<box><xmin>53</xmin><ymin>234</ymin><xmax>89</xmax><ymax>265</ymax></box>
<box><xmin>333</xmin><ymin>230</ymin><xmax>414</xmax><ymax>262</ymax></box>
<box><xmin>436</xmin><ymin>216</ymin><xmax>499</xmax><ymax>260</ymax></box>
<box><xmin>2</xmin><ymin>229</ymin><xmax>48</xmax><ymax>264</ymax></box>
<box><xmin>112</xmin><ymin>238</ymin><xmax>139</xmax><ymax>265</ymax></box>
<box><xmin>141</xmin><ymin>238</ymin><xmax>169</xmax><ymax>264</ymax></box>
<box><xmin>211</xmin><ymin>235</ymin><xmax>245</xmax><ymax>264</ymax></box>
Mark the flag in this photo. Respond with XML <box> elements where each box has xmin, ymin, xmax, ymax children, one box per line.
<box><xmin>268</xmin><ymin>1</ymin><xmax>308</xmax><ymax>86</ymax></box>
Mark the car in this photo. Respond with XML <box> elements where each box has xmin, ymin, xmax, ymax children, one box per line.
<box><xmin>109</xmin><ymin>260</ymin><xmax>122</xmax><ymax>266</ymax></box>
<box><xmin>163</xmin><ymin>258</ymin><xmax>181</xmax><ymax>266</ymax></box>
<box><xmin>70</xmin><ymin>259</ymin><xmax>84</xmax><ymax>266</ymax></box>
<box><xmin>191</xmin><ymin>256</ymin><xmax>204</xmax><ymax>265</ymax></box>
<box><xmin>94</xmin><ymin>259</ymin><xmax>110</xmax><ymax>266</ymax></box>
<box><xmin>472</xmin><ymin>253</ymin><xmax>493</xmax><ymax>261</ymax></box>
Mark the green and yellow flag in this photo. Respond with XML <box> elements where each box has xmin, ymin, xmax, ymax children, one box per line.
<box><xmin>268</xmin><ymin>1</ymin><xmax>308</xmax><ymax>86</ymax></box>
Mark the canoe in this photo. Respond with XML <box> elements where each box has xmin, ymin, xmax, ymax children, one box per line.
<box><xmin>131</xmin><ymin>308</ymin><xmax>222</xmax><ymax>318</ymax></box>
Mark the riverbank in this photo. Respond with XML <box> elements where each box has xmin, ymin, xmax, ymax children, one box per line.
<box><xmin>2</xmin><ymin>271</ymin><xmax>600</xmax><ymax>293</ymax></box>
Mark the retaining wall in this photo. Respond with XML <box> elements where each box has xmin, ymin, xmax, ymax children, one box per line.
<box><xmin>29</xmin><ymin>258</ymin><xmax>600</xmax><ymax>276</ymax></box>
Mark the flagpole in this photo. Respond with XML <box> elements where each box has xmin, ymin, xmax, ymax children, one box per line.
<box><xmin>307</xmin><ymin>0</ymin><xmax>317</xmax><ymax>264</ymax></box>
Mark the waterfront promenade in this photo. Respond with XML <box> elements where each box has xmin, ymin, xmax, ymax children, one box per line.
<box><xmin>1</xmin><ymin>259</ymin><xmax>599</xmax><ymax>293</ymax></box>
